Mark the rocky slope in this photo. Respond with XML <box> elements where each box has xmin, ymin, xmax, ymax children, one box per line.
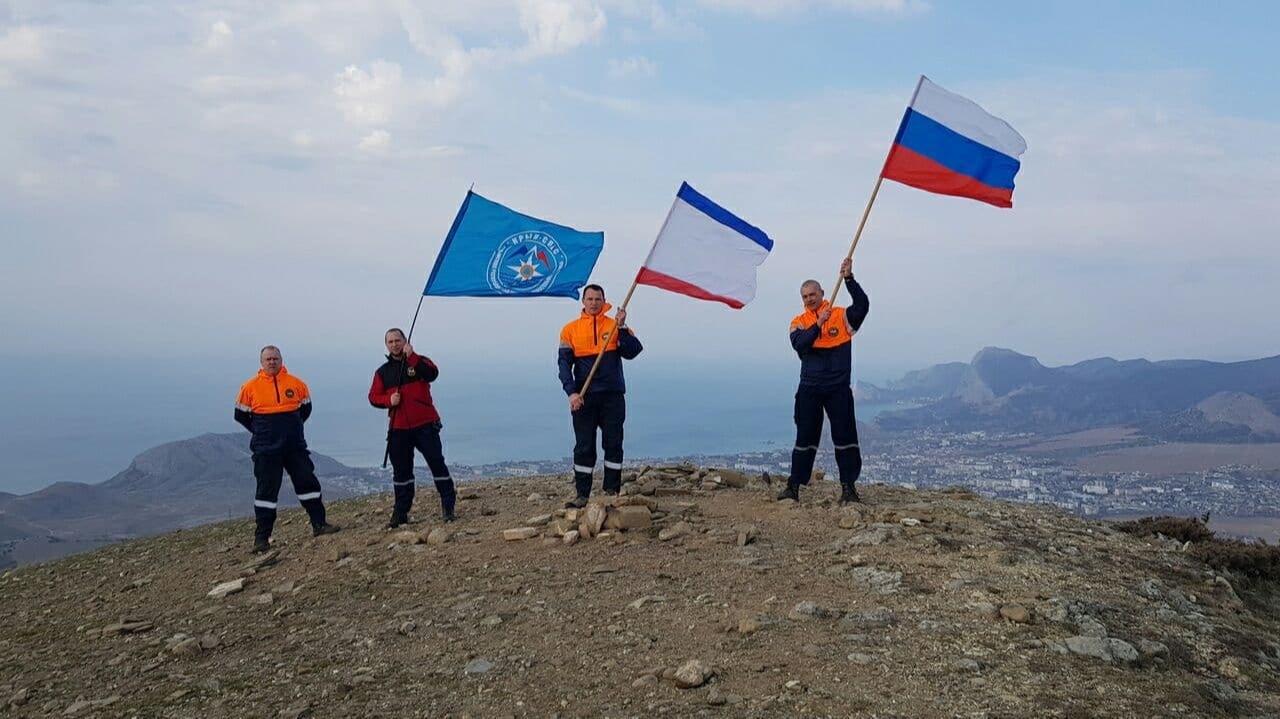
<box><xmin>2</xmin><ymin>467</ymin><xmax>1278</xmax><ymax>718</ymax></box>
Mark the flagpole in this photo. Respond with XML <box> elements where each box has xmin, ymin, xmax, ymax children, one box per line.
<box><xmin>575</xmin><ymin>194</ymin><xmax>678</xmax><ymax>398</ymax></box>
<box><xmin>829</xmin><ymin>75</ymin><xmax>926</xmax><ymax>304</ymax></box>
<box><xmin>382</xmin><ymin>294</ymin><xmax>427</xmax><ymax>468</ymax></box>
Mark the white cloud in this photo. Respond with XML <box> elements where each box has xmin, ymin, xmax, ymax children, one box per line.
<box><xmin>204</xmin><ymin>20</ymin><xmax>233</xmax><ymax>50</ymax></box>
<box><xmin>333</xmin><ymin>61</ymin><xmax>404</xmax><ymax>125</ymax></box>
<box><xmin>357</xmin><ymin>128</ymin><xmax>391</xmax><ymax>153</ymax></box>
<box><xmin>518</xmin><ymin>0</ymin><xmax>607</xmax><ymax>56</ymax></box>
<box><xmin>608</xmin><ymin>55</ymin><xmax>656</xmax><ymax>79</ymax></box>
<box><xmin>192</xmin><ymin>74</ymin><xmax>307</xmax><ymax>100</ymax></box>
<box><xmin>560</xmin><ymin>84</ymin><xmax>644</xmax><ymax>113</ymax></box>
<box><xmin>0</xmin><ymin>25</ymin><xmax>46</xmax><ymax>84</ymax></box>
<box><xmin>698</xmin><ymin>0</ymin><xmax>927</xmax><ymax>16</ymax></box>
<box><xmin>604</xmin><ymin>0</ymin><xmax>703</xmax><ymax>38</ymax></box>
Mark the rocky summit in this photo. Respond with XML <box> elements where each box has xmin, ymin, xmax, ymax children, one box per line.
<box><xmin>1</xmin><ymin>466</ymin><xmax>1278</xmax><ymax>718</ymax></box>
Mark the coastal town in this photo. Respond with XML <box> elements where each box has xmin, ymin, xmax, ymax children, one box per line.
<box><xmin>447</xmin><ymin>429</ymin><xmax>1280</xmax><ymax>526</ymax></box>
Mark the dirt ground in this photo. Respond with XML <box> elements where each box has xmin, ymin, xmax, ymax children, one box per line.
<box><xmin>2</xmin><ymin>468</ymin><xmax>1278</xmax><ymax>718</ymax></box>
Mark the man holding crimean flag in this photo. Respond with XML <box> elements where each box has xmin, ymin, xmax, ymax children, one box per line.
<box><xmin>557</xmin><ymin>284</ymin><xmax>642</xmax><ymax>507</ymax></box>
<box><xmin>562</xmin><ymin>182</ymin><xmax>774</xmax><ymax>506</ymax></box>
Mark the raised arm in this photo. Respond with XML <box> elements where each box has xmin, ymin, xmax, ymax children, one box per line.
<box><xmin>844</xmin><ymin>275</ymin><xmax>869</xmax><ymax>333</ymax></box>
<box><xmin>617</xmin><ymin>325</ymin><xmax>642</xmax><ymax>360</ymax></box>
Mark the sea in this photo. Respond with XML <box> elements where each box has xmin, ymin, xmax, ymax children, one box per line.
<box><xmin>0</xmin><ymin>355</ymin><xmax>902</xmax><ymax>494</ymax></box>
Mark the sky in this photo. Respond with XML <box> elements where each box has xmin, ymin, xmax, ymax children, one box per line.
<box><xmin>2</xmin><ymin>0</ymin><xmax>1278</xmax><ymax>381</ymax></box>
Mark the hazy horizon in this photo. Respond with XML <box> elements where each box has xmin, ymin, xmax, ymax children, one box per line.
<box><xmin>5</xmin><ymin>344</ymin><xmax>1280</xmax><ymax>496</ymax></box>
<box><xmin>0</xmin><ymin>352</ymin><xmax>910</xmax><ymax>495</ymax></box>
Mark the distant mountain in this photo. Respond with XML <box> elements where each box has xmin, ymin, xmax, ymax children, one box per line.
<box><xmin>0</xmin><ymin>433</ymin><xmax>385</xmax><ymax>569</ymax></box>
<box><xmin>875</xmin><ymin>348</ymin><xmax>1280</xmax><ymax>439</ymax></box>
<box><xmin>885</xmin><ymin>362</ymin><xmax>973</xmax><ymax>398</ymax></box>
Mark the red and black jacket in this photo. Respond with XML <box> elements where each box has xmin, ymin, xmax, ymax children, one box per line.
<box><xmin>369</xmin><ymin>353</ymin><xmax>441</xmax><ymax>429</ymax></box>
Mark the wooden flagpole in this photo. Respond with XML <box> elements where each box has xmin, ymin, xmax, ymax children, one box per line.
<box><xmin>828</xmin><ymin>75</ymin><xmax>925</xmax><ymax>304</ymax></box>
<box><xmin>574</xmin><ymin>193</ymin><xmax>679</xmax><ymax>398</ymax></box>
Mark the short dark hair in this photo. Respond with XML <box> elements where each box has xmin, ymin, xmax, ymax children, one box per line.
<box><xmin>385</xmin><ymin>328</ymin><xmax>406</xmax><ymax>340</ymax></box>
<box><xmin>582</xmin><ymin>284</ymin><xmax>604</xmax><ymax>300</ymax></box>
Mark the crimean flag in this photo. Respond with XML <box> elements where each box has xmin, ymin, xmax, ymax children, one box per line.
<box><xmin>635</xmin><ymin>182</ymin><xmax>773</xmax><ymax>309</ymax></box>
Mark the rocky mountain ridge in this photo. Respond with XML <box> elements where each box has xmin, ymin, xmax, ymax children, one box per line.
<box><xmin>871</xmin><ymin>348</ymin><xmax>1280</xmax><ymax>440</ymax></box>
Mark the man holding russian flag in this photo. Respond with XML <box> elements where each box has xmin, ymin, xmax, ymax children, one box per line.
<box><xmin>778</xmin><ymin>258</ymin><xmax>870</xmax><ymax>505</ymax></box>
<box><xmin>772</xmin><ymin>76</ymin><xmax>1021</xmax><ymax>504</ymax></box>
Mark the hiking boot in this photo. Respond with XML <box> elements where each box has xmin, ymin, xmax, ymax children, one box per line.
<box><xmin>252</xmin><ymin>537</ymin><xmax>271</xmax><ymax>554</ymax></box>
<box><xmin>441</xmin><ymin>508</ymin><xmax>457</xmax><ymax>523</ymax></box>
<box><xmin>602</xmin><ymin>488</ymin><xmax>619</xmax><ymax>497</ymax></box>
<box><xmin>840</xmin><ymin>484</ymin><xmax>862</xmax><ymax>505</ymax></box>
<box><xmin>775</xmin><ymin>483</ymin><xmax>799</xmax><ymax>502</ymax></box>
<box><xmin>564</xmin><ymin>495</ymin><xmax>590</xmax><ymax>509</ymax></box>
<box><xmin>312</xmin><ymin>523</ymin><xmax>341</xmax><ymax>537</ymax></box>
<box><xmin>386</xmin><ymin>512</ymin><xmax>409</xmax><ymax>529</ymax></box>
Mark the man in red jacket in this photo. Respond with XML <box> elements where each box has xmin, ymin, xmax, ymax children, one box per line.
<box><xmin>369</xmin><ymin>328</ymin><xmax>456</xmax><ymax>527</ymax></box>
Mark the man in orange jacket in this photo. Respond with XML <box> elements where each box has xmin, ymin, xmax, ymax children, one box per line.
<box><xmin>778</xmin><ymin>258</ymin><xmax>870</xmax><ymax>504</ymax></box>
<box><xmin>235</xmin><ymin>345</ymin><xmax>339</xmax><ymax>553</ymax></box>
<box><xmin>557</xmin><ymin>284</ymin><xmax>643</xmax><ymax>507</ymax></box>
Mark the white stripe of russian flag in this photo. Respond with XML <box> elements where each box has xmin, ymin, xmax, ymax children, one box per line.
<box><xmin>635</xmin><ymin>183</ymin><xmax>773</xmax><ymax>309</ymax></box>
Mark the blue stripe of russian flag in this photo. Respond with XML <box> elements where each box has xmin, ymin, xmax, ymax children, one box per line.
<box><xmin>893</xmin><ymin>108</ymin><xmax>1020</xmax><ymax>191</ymax></box>
<box><xmin>676</xmin><ymin>182</ymin><xmax>774</xmax><ymax>252</ymax></box>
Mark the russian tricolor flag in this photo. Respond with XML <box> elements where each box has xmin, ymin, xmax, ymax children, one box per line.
<box><xmin>882</xmin><ymin>76</ymin><xmax>1027</xmax><ymax>208</ymax></box>
<box><xmin>635</xmin><ymin>183</ymin><xmax>773</xmax><ymax>309</ymax></box>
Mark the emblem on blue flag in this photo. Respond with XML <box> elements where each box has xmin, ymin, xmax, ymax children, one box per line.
<box><xmin>488</xmin><ymin>231</ymin><xmax>569</xmax><ymax>295</ymax></box>
<box><xmin>423</xmin><ymin>191</ymin><xmax>604</xmax><ymax>299</ymax></box>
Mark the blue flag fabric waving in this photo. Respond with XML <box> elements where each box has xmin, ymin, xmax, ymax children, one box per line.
<box><xmin>423</xmin><ymin>191</ymin><xmax>604</xmax><ymax>298</ymax></box>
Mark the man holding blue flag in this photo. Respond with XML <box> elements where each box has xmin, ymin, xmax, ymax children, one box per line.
<box><xmin>558</xmin><ymin>284</ymin><xmax>643</xmax><ymax>508</ymax></box>
<box><xmin>369</xmin><ymin>328</ymin><xmax>455</xmax><ymax>527</ymax></box>
<box><xmin>382</xmin><ymin>189</ymin><xmax>606</xmax><ymax>481</ymax></box>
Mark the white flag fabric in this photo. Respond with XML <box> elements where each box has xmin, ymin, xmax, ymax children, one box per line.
<box><xmin>635</xmin><ymin>182</ymin><xmax>773</xmax><ymax>309</ymax></box>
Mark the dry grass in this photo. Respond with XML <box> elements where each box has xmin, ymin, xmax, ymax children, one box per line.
<box><xmin>1116</xmin><ymin>513</ymin><xmax>1280</xmax><ymax>586</ymax></box>
<box><xmin>1114</xmin><ymin>514</ymin><xmax>1215</xmax><ymax>543</ymax></box>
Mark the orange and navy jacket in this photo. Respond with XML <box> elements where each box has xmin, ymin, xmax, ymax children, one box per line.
<box><xmin>790</xmin><ymin>275</ymin><xmax>869</xmax><ymax>388</ymax></box>
<box><xmin>558</xmin><ymin>303</ymin><xmax>643</xmax><ymax>395</ymax></box>
<box><xmin>369</xmin><ymin>352</ymin><xmax>441</xmax><ymax>429</ymax></box>
<box><xmin>234</xmin><ymin>367</ymin><xmax>312</xmax><ymax>453</ymax></box>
